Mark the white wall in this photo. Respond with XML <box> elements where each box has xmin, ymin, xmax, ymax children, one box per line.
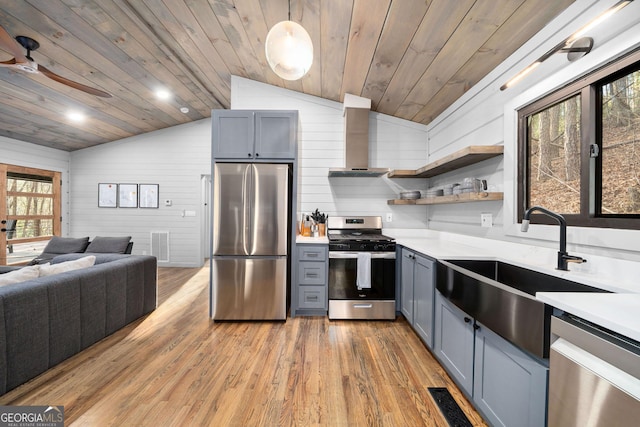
<box><xmin>0</xmin><ymin>136</ymin><xmax>71</xmax><ymax>234</ymax></box>
<box><xmin>231</xmin><ymin>76</ymin><xmax>430</xmax><ymax>228</ymax></box>
<box><xmin>425</xmin><ymin>0</ymin><xmax>640</xmax><ymax>262</ymax></box>
<box><xmin>69</xmin><ymin>120</ymin><xmax>211</xmax><ymax>267</ymax></box>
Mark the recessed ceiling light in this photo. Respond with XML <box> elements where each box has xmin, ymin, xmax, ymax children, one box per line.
<box><xmin>180</xmin><ymin>107</ymin><xmax>189</xmax><ymax>114</ymax></box>
<box><xmin>67</xmin><ymin>111</ymin><xmax>86</xmax><ymax>122</ymax></box>
<box><xmin>155</xmin><ymin>88</ymin><xmax>171</xmax><ymax>100</ymax></box>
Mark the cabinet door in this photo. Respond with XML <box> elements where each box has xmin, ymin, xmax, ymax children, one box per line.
<box><xmin>473</xmin><ymin>324</ymin><xmax>548</xmax><ymax>427</ymax></box>
<box><xmin>212</xmin><ymin>110</ymin><xmax>255</xmax><ymax>160</ymax></box>
<box><xmin>413</xmin><ymin>254</ymin><xmax>435</xmax><ymax>349</ymax></box>
<box><xmin>434</xmin><ymin>291</ymin><xmax>475</xmax><ymax>395</ymax></box>
<box><xmin>255</xmin><ymin>111</ymin><xmax>297</xmax><ymax>159</ymax></box>
<box><xmin>400</xmin><ymin>248</ymin><xmax>414</xmax><ymax>323</ymax></box>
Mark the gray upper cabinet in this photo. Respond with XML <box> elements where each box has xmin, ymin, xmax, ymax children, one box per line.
<box><xmin>212</xmin><ymin>110</ymin><xmax>297</xmax><ymax>160</ymax></box>
<box><xmin>254</xmin><ymin>112</ymin><xmax>297</xmax><ymax>159</ymax></box>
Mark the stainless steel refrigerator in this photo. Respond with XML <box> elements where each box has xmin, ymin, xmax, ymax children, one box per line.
<box><xmin>211</xmin><ymin>163</ymin><xmax>290</xmax><ymax>320</ymax></box>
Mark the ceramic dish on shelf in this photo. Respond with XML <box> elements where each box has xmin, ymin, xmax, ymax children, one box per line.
<box><xmin>399</xmin><ymin>190</ymin><xmax>421</xmax><ymax>200</ymax></box>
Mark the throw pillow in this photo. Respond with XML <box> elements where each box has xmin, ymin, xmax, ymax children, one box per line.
<box><xmin>0</xmin><ymin>266</ymin><xmax>40</xmax><ymax>286</ymax></box>
<box><xmin>85</xmin><ymin>236</ymin><xmax>131</xmax><ymax>254</ymax></box>
<box><xmin>38</xmin><ymin>255</ymin><xmax>96</xmax><ymax>277</ymax></box>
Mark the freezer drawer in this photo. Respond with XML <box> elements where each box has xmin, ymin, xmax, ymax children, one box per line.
<box><xmin>212</xmin><ymin>257</ymin><xmax>287</xmax><ymax>320</ymax></box>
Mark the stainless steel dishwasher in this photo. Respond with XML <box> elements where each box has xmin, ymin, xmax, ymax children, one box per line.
<box><xmin>548</xmin><ymin>314</ymin><xmax>640</xmax><ymax>427</ymax></box>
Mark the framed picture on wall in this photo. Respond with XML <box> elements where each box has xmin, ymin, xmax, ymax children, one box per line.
<box><xmin>98</xmin><ymin>183</ymin><xmax>117</xmax><ymax>208</ymax></box>
<box><xmin>139</xmin><ymin>184</ymin><xmax>159</xmax><ymax>208</ymax></box>
<box><xmin>118</xmin><ymin>184</ymin><xmax>138</xmax><ymax>208</ymax></box>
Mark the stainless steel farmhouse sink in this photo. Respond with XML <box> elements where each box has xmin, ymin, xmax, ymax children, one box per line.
<box><xmin>437</xmin><ymin>259</ymin><xmax>609</xmax><ymax>359</ymax></box>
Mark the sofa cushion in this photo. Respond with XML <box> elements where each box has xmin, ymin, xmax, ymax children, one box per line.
<box><xmin>85</xmin><ymin>236</ymin><xmax>131</xmax><ymax>254</ymax></box>
<box><xmin>31</xmin><ymin>236</ymin><xmax>90</xmax><ymax>265</ymax></box>
<box><xmin>44</xmin><ymin>236</ymin><xmax>90</xmax><ymax>254</ymax></box>
<box><xmin>38</xmin><ymin>256</ymin><xmax>96</xmax><ymax>277</ymax></box>
<box><xmin>0</xmin><ymin>266</ymin><xmax>40</xmax><ymax>286</ymax></box>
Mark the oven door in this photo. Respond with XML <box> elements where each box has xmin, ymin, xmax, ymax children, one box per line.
<box><xmin>328</xmin><ymin>251</ymin><xmax>396</xmax><ymax>300</ymax></box>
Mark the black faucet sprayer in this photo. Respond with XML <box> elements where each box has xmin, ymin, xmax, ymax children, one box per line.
<box><xmin>521</xmin><ymin>206</ymin><xmax>587</xmax><ymax>271</ymax></box>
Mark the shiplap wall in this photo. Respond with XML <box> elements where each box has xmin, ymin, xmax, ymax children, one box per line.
<box><xmin>231</xmin><ymin>76</ymin><xmax>430</xmax><ymax>228</ymax></box>
<box><xmin>69</xmin><ymin>120</ymin><xmax>211</xmax><ymax>267</ymax></box>
<box><xmin>425</xmin><ymin>0</ymin><xmax>640</xmax><ymax>260</ymax></box>
<box><xmin>0</xmin><ymin>137</ymin><xmax>71</xmax><ymax>234</ymax></box>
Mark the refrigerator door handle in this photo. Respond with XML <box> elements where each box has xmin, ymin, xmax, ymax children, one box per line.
<box><xmin>243</xmin><ymin>164</ymin><xmax>253</xmax><ymax>255</ymax></box>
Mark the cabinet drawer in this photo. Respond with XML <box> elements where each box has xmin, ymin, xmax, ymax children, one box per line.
<box><xmin>297</xmin><ymin>246</ymin><xmax>327</xmax><ymax>261</ymax></box>
<box><xmin>298</xmin><ymin>286</ymin><xmax>326</xmax><ymax>309</ymax></box>
<box><xmin>298</xmin><ymin>261</ymin><xmax>326</xmax><ymax>285</ymax></box>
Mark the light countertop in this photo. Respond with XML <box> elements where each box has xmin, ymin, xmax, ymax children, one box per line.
<box><xmin>537</xmin><ymin>293</ymin><xmax>640</xmax><ymax>342</ymax></box>
<box><xmin>295</xmin><ymin>235</ymin><xmax>329</xmax><ymax>244</ymax></box>
<box><xmin>384</xmin><ymin>228</ymin><xmax>640</xmax><ymax>342</ymax></box>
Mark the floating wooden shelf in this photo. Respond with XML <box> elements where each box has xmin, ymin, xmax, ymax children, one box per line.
<box><xmin>388</xmin><ymin>145</ymin><xmax>504</xmax><ymax>178</ymax></box>
<box><xmin>387</xmin><ymin>192</ymin><xmax>504</xmax><ymax>205</ymax></box>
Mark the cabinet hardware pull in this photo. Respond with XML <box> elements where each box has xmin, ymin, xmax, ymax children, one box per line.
<box><xmin>306</xmin><ymin>273</ymin><xmax>318</xmax><ymax>278</ymax></box>
<box><xmin>464</xmin><ymin>317</ymin><xmax>471</xmax><ymax>323</ymax></box>
<box><xmin>473</xmin><ymin>324</ymin><xmax>480</xmax><ymax>330</ymax></box>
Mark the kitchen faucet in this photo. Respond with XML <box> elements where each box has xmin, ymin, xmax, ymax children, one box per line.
<box><xmin>521</xmin><ymin>206</ymin><xmax>586</xmax><ymax>271</ymax></box>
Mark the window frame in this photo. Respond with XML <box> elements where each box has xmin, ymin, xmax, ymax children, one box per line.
<box><xmin>517</xmin><ymin>47</ymin><xmax>640</xmax><ymax>230</ymax></box>
<box><xmin>2</xmin><ymin>164</ymin><xmax>62</xmax><ymax>244</ymax></box>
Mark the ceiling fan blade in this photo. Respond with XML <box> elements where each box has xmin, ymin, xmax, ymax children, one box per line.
<box><xmin>0</xmin><ymin>58</ymin><xmax>18</xmax><ymax>67</ymax></box>
<box><xmin>38</xmin><ymin>64</ymin><xmax>112</xmax><ymax>98</ymax></box>
<box><xmin>0</xmin><ymin>25</ymin><xmax>28</xmax><ymax>63</ymax></box>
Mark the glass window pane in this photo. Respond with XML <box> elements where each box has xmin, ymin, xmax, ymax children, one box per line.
<box><xmin>527</xmin><ymin>95</ymin><xmax>582</xmax><ymax>214</ymax></box>
<box><xmin>6</xmin><ymin>196</ymin><xmax>54</xmax><ymax>216</ymax></box>
<box><xmin>5</xmin><ymin>219</ymin><xmax>53</xmax><ymax>240</ymax></box>
<box><xmin>601</xmin><ymin>69</ymin><xmax>640</xmax><ymax>214</ymax></box>
<box><xmin>7</xmin><ymin>177</ymin><xmax>53</xmax><ymax>194</ymax></box>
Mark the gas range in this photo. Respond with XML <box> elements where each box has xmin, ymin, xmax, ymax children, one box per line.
<box><xmin>326</xmin><ymin>216</ymin><xmax>397</xmax><ymax>320</ymax></box>
<box><xmin>327</xmin><ymin>216</ymin><xmax>396</xmax><ymax>252</ymax></box>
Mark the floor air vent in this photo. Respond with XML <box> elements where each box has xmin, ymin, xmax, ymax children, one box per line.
<box><xmin>427</xmin><ymin>387</ymin><xmax>472</xmax><ymax>427</ymax></box>
<box><xmin>150</xmin><ymin>231</ymin><xmax>170</xmax><ymax>262</ymax></box>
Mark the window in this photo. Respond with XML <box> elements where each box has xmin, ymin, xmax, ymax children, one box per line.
<box><xmin>518</xmin><ymin>48</ymin><xmax>640</xmax><ymax>229</ymax></box>
<box><xmin>1</xmin><ymin>164</ymin><xmax>61</xmax><ymax>264</ymax></box>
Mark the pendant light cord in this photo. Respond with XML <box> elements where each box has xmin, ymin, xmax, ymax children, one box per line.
<box><xmin>288</xmin><ymin>0</ymin><xmax>291</xmax><ymax>21</ymax></box>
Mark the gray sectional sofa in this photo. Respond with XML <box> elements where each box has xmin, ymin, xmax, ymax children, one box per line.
<box><xmin>0</xmin><ymin>253</ymin><xmax>157</xmax><ymax>395</ymax></box>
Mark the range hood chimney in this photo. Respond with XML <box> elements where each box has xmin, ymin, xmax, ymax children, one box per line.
<box><xmin>328</xmin><ymin>94</ymin><xmax>389</xmax><ymax>177</ymax></box>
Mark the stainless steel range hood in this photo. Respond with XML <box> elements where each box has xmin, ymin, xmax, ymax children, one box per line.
<box><xmin>328</xmin><ymin>97</ymin><xmax>389</xmax><ymax>177</ymax></box>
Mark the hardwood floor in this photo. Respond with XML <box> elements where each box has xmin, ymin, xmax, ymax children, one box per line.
<box><xmin>0</xmin><ymin>266</ymin><xmax>487</xmax><ymax>426</ymax></box>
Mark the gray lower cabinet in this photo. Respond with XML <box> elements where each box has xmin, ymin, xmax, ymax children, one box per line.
<box><xmin>434</xmin><ymin>290</ymin><xmax>475</xmax><ymax>394</ymax></box>
<box><xmin>434</xmin><ymin>290</ymin><xmax>549</xmax><ymax>427</ymax></box>
<box><xmin>212</xmin><ymin>110</ymin><xmax>297</xmax><ymax>160</ymax></box>
<box><xmin>400</xmin><ymin>248</ymin><xmax>415</xmax><ymax>322</ymax></box>
<box><xmin>413</xmin><ymin>254</ymin><xmax>435</xmax><ymax>348</ymax></box>
<box><xmin>292</xmin><ymin>244</ymin><xmax>328</xmax><ymax>316</ymax></box>
<box><xmin>473</xmin><ymin>324</ymin><xmax>548</xmax><ymax>427</ymax></box>
<box><xmin>401</xmin><ymin>247</ymin><xmax>436</xmax><ymax>348</ymax></box>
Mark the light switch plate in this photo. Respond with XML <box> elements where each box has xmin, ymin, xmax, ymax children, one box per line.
<box><xmin>481</xmin><ymin>213</ymin><xmax>493</xmax><ymax>228</ymax></box>
<box><xmin>386</xmin><ymin>213</ymin><xmax>393</xmax><ymax>222</ymax></box>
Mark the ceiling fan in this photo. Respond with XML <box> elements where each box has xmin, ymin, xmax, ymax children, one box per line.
<box><xmin>0</xmin><ymin>25</ymin><xmax>111</xmax><ymax>98</ymax></box>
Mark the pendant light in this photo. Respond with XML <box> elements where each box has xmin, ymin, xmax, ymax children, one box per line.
<box><xmin>265</xmin><ymin>1</ymin><xmax>313</xmax><ymax>80</ymax></box>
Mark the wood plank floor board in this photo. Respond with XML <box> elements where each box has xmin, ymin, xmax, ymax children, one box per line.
<box><xmin>0</xmin><ymin>266</ymin><xmax>487</xmax><ymax>426</ymax></box>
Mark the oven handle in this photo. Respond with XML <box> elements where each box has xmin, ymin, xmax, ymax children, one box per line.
<box><xmin>329</xmin><ymin>251</ymin><xmax>396</xmax><ymax>259</ymax></box>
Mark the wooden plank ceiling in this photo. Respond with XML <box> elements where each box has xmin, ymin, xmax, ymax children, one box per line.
<box><xmin>0</xmin><ymin>0</ymin><xmax>574</xmax><ymax>152</ymax></box>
